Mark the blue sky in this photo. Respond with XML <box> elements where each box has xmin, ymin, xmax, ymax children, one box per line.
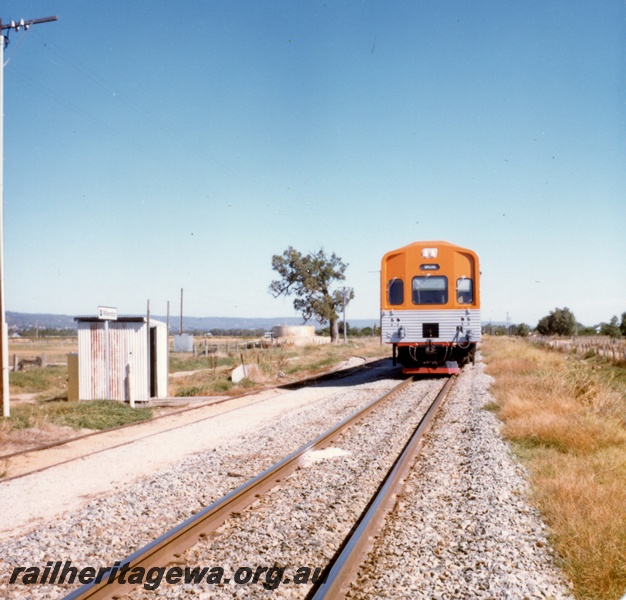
<box><xmin>1</xmin><ymin>1</ymin><xmax>624</xmax><ymax>327</ymax></box>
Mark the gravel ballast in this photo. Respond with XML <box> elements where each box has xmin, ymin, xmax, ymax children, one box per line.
<box><xmin>0</xmin><ymin>366</ymin><xmax>401</xmax><ymax>599</ymax></box>
<box><xmin>350</xmin><ymin>360</ymin><xmax>574</xmax><ymax>599</ymax></box>
<box><xmin>0</xmin><ymin>358</ymin><xmax>574</xmax><ymax>599</ymax></box>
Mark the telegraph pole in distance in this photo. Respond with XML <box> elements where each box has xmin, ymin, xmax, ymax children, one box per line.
<box><xmin>179</xmin><ymin>288</ymin><xmax>183</xmax><ymax>335</ymax></box>
<box><xmin>0</xmin><ymin>15</ymin><xmax>58</xmax><ymax>417</ymax></box>
<box><xmin>340</xmin><ymin>287</ymin><xmax>353</xmax><ymax>344</ymax></box>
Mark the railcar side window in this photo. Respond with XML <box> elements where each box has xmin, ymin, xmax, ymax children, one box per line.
<box><xmin>456</xmin><ymin>278</ymin><xmax>473</xmax><ymax>304</ymax></box>
<box><xmin>412</xmin><ymin>276</ymin><xmax>448</xmax><ymax>304</ymax></box>
<box><xmin>388</xmin><ymin>279</ymin><xmax>404</xmax><ymax>305</ymax></box>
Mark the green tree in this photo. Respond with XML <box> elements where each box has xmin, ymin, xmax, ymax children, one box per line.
<box><xmin>600</xmin><ymin>316</ymin><xmax>621</xmax><ymax>339</ymax></box>
<box><xmin>269</xmin><ymin>247</ymin><xmax>354</xmax><ymax>342</ymax></box>
<box><xmin>577</xmin><ymin>325</ymin><xmax>597</xmax><ymax>336</ymax></box>
<box><xmin>536</xmin><ymin>315</ymin><xmax>550</xmax><ymax>335</ymax></box>
<box><xmin>536</xmin><ymin>307</ymin><xmax>577</xmax><ymax>336</ymax></box>
<box><xmin>338</xmin><ymin>321</ymin><xmax>351</xmax><ymax>335</ymax></box>
<box><xmin>512</xmin><ymin>323</ymin><xmax>531</xmax><ymax>337</ymax></box>
<box><xmin>620</xmin><ymin>312</ymin><xmax>626</xmax><ymax>337</ymax></box>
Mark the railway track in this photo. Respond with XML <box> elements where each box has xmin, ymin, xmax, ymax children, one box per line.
<box><xmin>61</xmin><ymin>375</ymin><xmax>456</xmax><ymax>600</ymax></box>
<box><xmin>0</xmin><ymin>358</ymin><xmax>383</xmax><ymax>482</ymax></box>
<box><xmin>309</xmin><ymin>376</ymin><xmax>455</xmax><ymax>598</ymax></box>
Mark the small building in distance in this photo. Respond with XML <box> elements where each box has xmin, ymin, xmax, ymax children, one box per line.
<box><xmin>271</xmin><ymin>325</ymin><xmax>330</xmax><ymax>346</ymax></box>
<box><xmin>68</xmin><ymin>316</ymin><xmax>168</xmax><ymax>403</ymax></box>
<box><xmin>173</xmin><ymin>333</ymin><xmax>194</xmax><ymax>352</ymax></box>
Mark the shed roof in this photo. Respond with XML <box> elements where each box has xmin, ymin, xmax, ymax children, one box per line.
<box><xmin>74</xmin><ymin>316</ymin><xmax>148</xmax><ymax>323</ymax></box>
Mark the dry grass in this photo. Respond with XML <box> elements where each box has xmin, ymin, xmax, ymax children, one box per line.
<box><xmin>1</xmin><ymin>337</ymin><xmax>390</xmax><ymax>457</ymax></box>
<box><xmin>169</xmin><ymin>337</ymin><xmax>388</xmax><ymax>397</ymax></box>
<box><xmin>9</xmin><ymin>337</ymin><xmax>77</xmax><ymax>364</ymax></box>
<box><xmin>482</xmin><ymin>336</ymin><xmax>626</xmax><ymax>600</ymax></box>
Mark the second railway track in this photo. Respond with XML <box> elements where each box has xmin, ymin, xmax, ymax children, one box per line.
<box><xmin>0</xmin><ymin>358</ymin><xmax>380</xmax><ymax>482</ymax></box>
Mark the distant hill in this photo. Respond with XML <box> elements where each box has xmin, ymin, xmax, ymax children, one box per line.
<box><xmin>7</xmin><ymin>311</ymin><xmax>77</xmax><ymax>330</ymax></box>
<box><xmin>6</xmin><ymin>311</ymin><xmax>379</xmax><ymax>332</ymax></box>
<box><xmin>162</xmin><ymin>315</ymin><xmax>311</xmax><ymax>332</ymax></box>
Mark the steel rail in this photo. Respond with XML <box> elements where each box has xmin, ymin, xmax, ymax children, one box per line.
<box><xmin>0</xmin><ymin>357</ymin><xmax>382</xmax><ymax>466</ymax></box>
<box><xmin>1</xmin><ymin>392</ymin><xmax>284</xmax><ymax>483</ymax></box>
<box><xmin>62</xmin><ymin>376</ymin><xmax>412</xmax><ymax>600</ymax></box>
<box><xmin>308</xmin><ymin>375</ymin><xmax>457</xmax><ymax>599</ymax></box>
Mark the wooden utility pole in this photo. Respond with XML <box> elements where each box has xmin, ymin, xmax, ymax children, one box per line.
<box><xmin>0</xmin><ymin>15</ymin><xmax>58</xmax><ymax>418</ymax></box>
<box><xmin>166</xmin><ymin>300</ymin><xmax>170</xmax><ymax>397</ymax></box>
<box><xmin>341</xmin><ymin>287</ymin><xmax>352</xmax><ymax>344</ymax></box>
<box><xmin>179</xmin><ymin>288</ymin><xmax>183</xmax><ymax>335</ymax></box>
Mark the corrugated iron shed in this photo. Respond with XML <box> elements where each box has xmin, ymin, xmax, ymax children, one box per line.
<box><xmin>73</xmin><ymin>316</ymin><xmax>167</xmax><ymax>402</ymax></box>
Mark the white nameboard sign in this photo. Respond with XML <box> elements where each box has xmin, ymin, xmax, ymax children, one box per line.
<box><xmin>98</xmin><ymin>306</ymin><xmax>118</xmax><ymax>320</ymax></box>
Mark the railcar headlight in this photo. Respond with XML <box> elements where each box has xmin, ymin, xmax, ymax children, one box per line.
<box><xmin>421</xmin><ymin>248</ymin><xmax>438</xmax><ymax>258</ymax></box>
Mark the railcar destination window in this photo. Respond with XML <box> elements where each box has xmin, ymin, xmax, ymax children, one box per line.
<box><xmin>388</xmin><ymin>278</ymin><xmax>404</xmax><ymax>305</ymax></box>
<box><xmin>412</xmin><ymin>276</ymin><xmax>448</xmax><ymax>304</ymax></box>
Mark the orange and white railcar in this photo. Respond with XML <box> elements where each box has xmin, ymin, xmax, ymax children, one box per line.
<box><xmin>380</xmin><ymin>241</ymin><xmax>480</xmax><ymax>374</ymax></box>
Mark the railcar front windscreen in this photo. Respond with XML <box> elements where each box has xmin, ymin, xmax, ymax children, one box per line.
<box><xmin>412</xmin><ymin>276</ymin><xmax>448</xmax><ymax>305</ymax></box>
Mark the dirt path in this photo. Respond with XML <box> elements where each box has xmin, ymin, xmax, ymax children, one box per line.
<box><xmin>0</xmin><ymin>382</ymin><xmax>357</xmax><ymax>540</ymax></box>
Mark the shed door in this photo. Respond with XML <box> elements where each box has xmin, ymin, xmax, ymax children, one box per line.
<box><xmin>150</xmin><ymin>327</ymin><xmax>158</xmax><ymax>398</ymax></box>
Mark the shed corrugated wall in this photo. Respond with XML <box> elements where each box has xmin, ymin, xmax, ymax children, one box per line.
<box><xmin>77</xmin><ymin>321</ymin><xmax>149</xmax><ymax>401</ymax></box>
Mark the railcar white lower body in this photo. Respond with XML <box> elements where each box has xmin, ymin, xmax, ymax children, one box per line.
<box><xmin>381</xmin><ymin>308</ymin><xmax>481</xmax><ymax>344</ymax></box>
<box><xmin>381</xmin><ymin>308</ymin><xmax>481</xmax><ymax>373</ymax></box>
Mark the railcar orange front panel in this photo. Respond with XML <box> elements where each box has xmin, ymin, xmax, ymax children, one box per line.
<box><xmin>381</xmin><ymin>241</ymin><xmax>480</xmax><ymax>311</ymax></box>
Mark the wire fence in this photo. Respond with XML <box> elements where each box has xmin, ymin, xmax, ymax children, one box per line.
<box><xmin>192</xmin><ymin>340</ymin><xmax>272</xmax><ymax>356</ymax></box>
<box><xmin>535</xmin><ymin>336</ymin><xmax>626</xmax><ymax>364</ymax></box>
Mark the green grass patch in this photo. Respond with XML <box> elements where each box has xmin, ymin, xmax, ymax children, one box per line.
<box><xmin>238</xmin><ymin>377</ymin><xmax>256</xmax><ymax>389</ymax></box>
<box><xmin>169</xmin><ymin>355</ymin><xmax>236</xmax><ymax>372</ymax></box>
<box><xmin>176</xmin><ymin>379</ymin><xmax>235</xmax><ymax>397</ymax></box>
<box><xmin>10</xmin><ymin>366</ymin><xmax>67</xmax><ymax>393</ymax></box>
<box><xmin>285</xmin><ymin>355</ymin><xmax>337</xmax><ymax>375</ymax></box>
<box><xmin>3</xmin><ymin>408</ymin><xmax>37</xmax><ymax>430</ymax></box>
<box><xmin>482</xmin><ymin>400</ymin><xmax>501</xmax><ymax>412</ymax></box>
<box><xmin>176</xmin><ymin>386</ymin><xmax>207</xmax><ymax>397</ymax></box>
<box><xmin>586</xmin><ymin>358</ymin><xmax>626</xmax><ymax>399</ymax></box>
<box><xmin>1</xmin><ymin>400</ymin><xmax>153</xmax><ymax>431</ymax></box>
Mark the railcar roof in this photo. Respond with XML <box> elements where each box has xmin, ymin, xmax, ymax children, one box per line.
<box><xmin>383</xmin><ymin>240</ymin><xmax>478</xmax><ymax>255</ymax></box>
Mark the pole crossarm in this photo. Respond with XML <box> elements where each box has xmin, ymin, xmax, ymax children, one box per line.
<box><xmin>1</xmin><ymin>16</ymin><xmax>58</xmax><ymax>32</ymax></box>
